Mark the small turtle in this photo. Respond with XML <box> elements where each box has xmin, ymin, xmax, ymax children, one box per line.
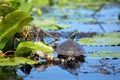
<box><xmin>56</xmin><ymin>39</ymin><xmax>85</xmax><ymax>61</ymax></box>
<box><xmin>56</xmin><ymin>30</ymin><xmax>85</xmax><ymax>62</ymax></box>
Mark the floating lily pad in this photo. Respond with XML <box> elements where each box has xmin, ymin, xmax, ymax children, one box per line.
<box><xmin>0</xmin><ymin>57</ymin><xmax>39</xmax><ymax>66</ymax></box>
<box><xmin>32</xmin><ymin>18</ymin><xmax>70</xmax><ymax>30</ymax></box>
<box><xmin>15</xmin><ymin>41</ymin><xmax>54</xmax><ymax>57</ymax></box>
<box><xmin>87</xmin><ymin>51</ymin><xmax>120</xmax><ymax>59</ymax></box>
<box><xmin>63</xmin><ymin>18</ymin><xmax>96</xmax><ymax>23</ymax></box>
<box><xmin>84</xmin><ymin>3</ymin><xmax>103</xmax><ymax>11</ymax></box>
<box><xmin>78</xmin><ymin>32</ymin><xmax>120</xmax><ymax>46</ymax></box>
<box><xmin>100</xmin><ymin>32</ymin><xmax>120</xmax><ymax>37</ymax></box>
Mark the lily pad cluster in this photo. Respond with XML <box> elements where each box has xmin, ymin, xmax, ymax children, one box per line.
<box><xmin>87</xmin><ymin>50</ymin><xmax>120</xmax><ymax>59</ymax></box>
<box><xmin>78</xmin><ymin>32</ymin><xmax>120</xmax><ymax>60</ymax></box>
<box><xmin>78</xmin><ymin>32</ymin><xmax>120</xmax><ymax>46</ymax></box>
<box><xmin>32</xmin><ymin>18</ymin><xmax>70</xmax><ymax>30</ymax></box>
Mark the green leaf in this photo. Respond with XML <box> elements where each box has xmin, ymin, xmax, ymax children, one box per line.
<box><xmin>0</xmin><ymin>5</ymin><xmax>15</xmax><ymax>17</ymax></box>
<box><xmin>9</xmin><ymin>1</ymin><xmax>20</xmax><ymax>10</ymax></box>
<box><xmin>0</xmin><ymin>11</ymin><xmax>33</xmax><ymax>49</ymax></box>
<box><xmin>78</xmin><ymin>32</ymin><xmax>120</xmax><ymax>46</ymax></box>
<box><xmin>31</xmin><ymin>0</ymin><xmax>49</xmax><ymax>6</ymax></box>
<box><xmin>0</xmin><ymin>57</ymin><xmax>39</xmax><ymax>66</ymax></box>
<box><xmin>37</xmin><ymin>9</ymin><xmax>42</xmax><ymax>16</ymax></box>
<box><xmin>15</xmin><ymin>41</ymin><xmax>35</xmax><ymax>57</ymax></box>
<box><xmin>18</xmin><ymin>0</ymin><xmax>32</xmax><ymax>13</ymax></box>
<box><xmin>34</xmin><ymin>42</ymin><xmax>54</xmax><ymax>53</ymax></box>
<box><xmin>15</xmin><ymin>41</ymin><xmax>54</xmax><ymax>57</ymax></box>
<box><xmin>0</xmin><ymin>39</ymin><xmax>7</xmax><ymax>50</ymax></box>
<box><xmin>87</xmin><ymin>51</ymin><xmax>120</xmax><ymax>59</ymax></box>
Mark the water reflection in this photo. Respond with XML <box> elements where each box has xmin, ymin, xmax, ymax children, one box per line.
<box><xmin>15</xmin><ymin>59</ymin><xmax>84</xmax><ymax>80</ymax></box>
<box><xmin>0</xmin><ymin>66</ymin><xmax>22</xmax><ymax>80</ymax></box>
<box><xmin>1</xmin><ymin>58</ymin><xmax>120</xmax><ymax>80</ymax></box>
<box><xmin>34</xmin><ymin>60</ymin><xmax>84</xmax><ymax>75</ymax></box>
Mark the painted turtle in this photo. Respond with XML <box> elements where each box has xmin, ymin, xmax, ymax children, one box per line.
<box><xmin>56</xmin><ymin>39</ymin><xmax>85</xmax><ymax>61</ymax></box>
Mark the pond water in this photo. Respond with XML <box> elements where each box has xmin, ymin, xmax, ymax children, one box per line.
<box><xmin>16</xmin><ymin>58</ymin><xmax>120</xmax><ymax>80</ymax></box>
<box><xmin>1</xmin><ymin>1</ymin><xmax>120</xmax><ymax>80</ymax></box>
<box><xmin>22</xmin><ymin>2</ymin><xmax>120</xmax><ymax>80</ymax></box>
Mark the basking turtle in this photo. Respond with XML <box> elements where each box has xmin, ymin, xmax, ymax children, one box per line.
<box><xmin>56</xmin><ymin>39</ymin><xmax>85</xmax><ymax>61</ymax></box>
<box><xmin>56</xmin><ymin>30</ymin><xmax>85</xmax><ymax>62</ymax></box>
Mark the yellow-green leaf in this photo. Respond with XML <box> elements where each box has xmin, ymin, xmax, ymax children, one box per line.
<box><xmin>0</xmin><ymin>57</ymin><xmax>39</xmax><ymax>66</ymax></box>
<box><xmin>15</xmin><ymin>41</ymin><xmax>54</xmax><ymax>57</ymax></box>
<box><xmin>0</xmin><ymin>11</ymin><xmax>33</xmax><ymax>49</ymax></box>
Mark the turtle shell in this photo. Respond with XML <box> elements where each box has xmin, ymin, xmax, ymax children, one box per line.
<box><xmin>56</xmin><ymin>39</ymin><xmax>85</xmax><ymax>57</ymax></box>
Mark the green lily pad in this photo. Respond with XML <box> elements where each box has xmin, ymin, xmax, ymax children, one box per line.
<box><xmin>84</xmin><ymin>3</ymin><xmax>103</xmax><ymax>11</ymax></box>
<box><xmin>78</xmin><ymin>32</ymin><xmax>120</xmax><ymax>46</ymax></box>
<box><xmin>32</xmin><ymin>18</ymin><xmax>70</xmax><ymax>30</ymax></box>
<box><xmin>63</xmin><ymin>18</ymin><xmax>96</xmax><ymax>23</ymax></box>
<box><xmin>15</xmin><ymin>41</ymin><xmax>54</xmax><ymax>57</ymax></box>
<box><xmin>87</xmin><ymin>50</ymin><xmax>120</xmax><ymax>59</ymax></box>
<box><xmin>0</xmin><ymin>57</ymin><xmax>39</xmax><ymax>66</ymax></box>
<box><xmin>100</xmin><ymin>32</ymin><xmax>120</xmax><ymax>37</ymax></box>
